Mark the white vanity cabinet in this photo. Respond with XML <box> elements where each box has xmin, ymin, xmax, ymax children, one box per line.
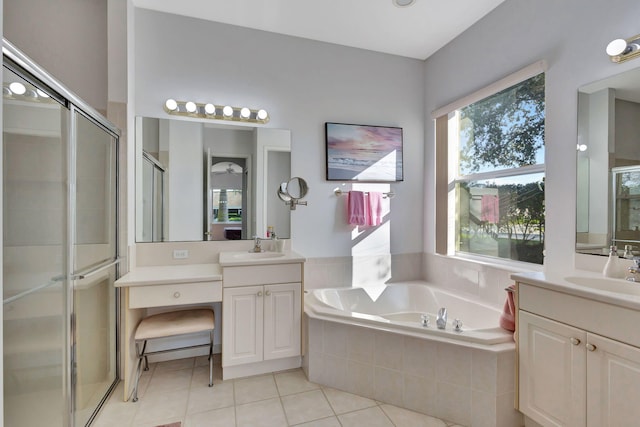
<box><xmin>517</xmin><ymin>280</ymin><xmax>640</xmax><ymax>427</ymax></box>
<box><xmin>220</xmin><ymin>256</ymin><xmax>304</xmax><ymax>380</ymax></box>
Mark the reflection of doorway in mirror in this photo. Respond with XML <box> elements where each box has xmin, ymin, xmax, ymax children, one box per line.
<box><xmin>210</xmin><ymin>157</ymin><xmax>247</xmax><ymax>240</ymax></box>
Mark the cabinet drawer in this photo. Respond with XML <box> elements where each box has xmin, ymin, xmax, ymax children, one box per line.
<box><xmin>129</xmin><ymin>281</ymin><xmax>222</xmax><ymax>308</ymax></box>
<box><xmin>223</xmin><ymin>263</ymin><xmax>302</xmax><ymax>287</ymax></box>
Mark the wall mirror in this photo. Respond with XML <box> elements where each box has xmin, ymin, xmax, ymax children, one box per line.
<box><xmin>135</xmin><ymin>117</ymin><xmax>291</xmax><ymax>242</ymax></box>
<box><xmin>576</xmin><ymin>67</ymin><xmax>640</xmax><ymax>255</ymax></box>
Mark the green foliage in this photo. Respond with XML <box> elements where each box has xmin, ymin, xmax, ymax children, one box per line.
<box><xmin>459</xmin><ymin>74</ymin><xmax>545</xmax><ymax>174</ymax></box>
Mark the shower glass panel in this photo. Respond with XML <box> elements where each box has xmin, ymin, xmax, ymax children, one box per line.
<box><xmin>73</xmin><ymin>111</ymin><xmax>118</xmax><ymax>427</ymax></box>
<box><xmin>3</xmin><ymin>68</ymin><xmax>69</xmax><ymax>426</ymax></box>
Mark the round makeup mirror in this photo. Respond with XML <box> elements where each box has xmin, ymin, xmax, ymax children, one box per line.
<box><xmin>277</xmin><ymin>177</ymin><xmax>309</xmax><ymax>209</ymax></box>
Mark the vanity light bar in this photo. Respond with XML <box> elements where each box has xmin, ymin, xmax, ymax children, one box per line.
<box><xmin>164</xmin><ymin>99</ymin><xmax>269</xmax><ymax>124</ymax></box>
<box><xmin>606</xmin><ymin>33</ymin><xmax>640</xmax><ymax>64</ymax></box>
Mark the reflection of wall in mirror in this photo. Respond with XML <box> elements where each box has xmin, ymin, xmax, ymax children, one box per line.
<box><xmin>615</xmin><ymin>99</ymin><xmax>640</xmax><ymax>166</ymax></box>
<box><xmin>162</xmin><ymin>119</ymin><xmax>203</xmax><ymax>241</ymax></box>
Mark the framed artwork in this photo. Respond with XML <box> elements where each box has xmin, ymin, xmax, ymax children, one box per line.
<box><xmin>325</xmin><ymin>122</ymin><xmax>404</xmax><ymax>182</ymax></box>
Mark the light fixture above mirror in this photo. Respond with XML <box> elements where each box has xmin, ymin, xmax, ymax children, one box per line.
<box><xmin>164</xmin><ymin>98</ymin><xmax>269</xmax><ymax>124</ymax></box>
<box><xmin>606</xmin><ymin>33</ymin><xmax>640</xmax><ymax>64</ymax></box>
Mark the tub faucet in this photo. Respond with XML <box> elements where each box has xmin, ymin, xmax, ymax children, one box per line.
<box><xmin>625</xmin><ymin>258</ymin><xmax>640</xmax><ymax>282</ymax></box>
<box><xmin>436</xmin><ymin>308</ymin><xmax>447</xmax><ymax>329</ymax></box>
<box><xmin>251</xmin><ymin>236</ymin><xmax>263</xmax><ymax>253</ymax></box>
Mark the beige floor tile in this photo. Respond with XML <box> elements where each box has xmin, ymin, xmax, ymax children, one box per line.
<box><xmin>281</xmin><ymin>390</ymin><xmax>334</xmax><ymax>425</ymax></box>
<box><xmin>145</xmin><ymin>367</ymin><xmax>194</xmax><ymax>396</ymax></box>
<box><xmin>338</xmin><ymin>406</ymin><xmax>394</xmax><ymax>427</ymax></box>
<box><xmin>321</xmin><ymin>387</ymin><xmax>376</xmax><ymax>415</ymax></box>
<box><xmin>236</xmin><ymin>397</ymin><xmax>288</xmax><ymax>427</ymax></box>
<box><xmin>275</xmin><ymin>369</ymin><xmax>320</xmax><ymax>396</ymax></box>
<box><xmin>132</xmin><ymin>388</ymin><xmax>189</xmax><ymax>425</ymax></box>
<box><xmin>291</xmin><ymin>416</ymin><xmax>342</xmax><ymax>427</ymax></box>
<box><xmin>185</xmin><ymin>406</ymin><xmax>235</xmax><ymax>427</ymax></box>
<box><xmin>155</xmin><ymin>357</ymin><xmax>196</xmax><ymax>372</ymax></box>
<box><xmin>234</xmin><ymin>374</ymin><xmax>279</xmax><ymax>404</ymax></box>
<box><xmin>380</xmin><ymin>404</ymin><xmax>448</xmax><ymax>427</ymax></box>
<box><xmin>187</xmin><ymin>380</ymin><xmax>235</xmax><ymax>415</ymax></box>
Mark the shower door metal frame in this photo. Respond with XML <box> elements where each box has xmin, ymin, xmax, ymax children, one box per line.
<box><xmin>3</xmin><ymin>38</ymin><xmax>122</xmax><ymax>427</ymax></box>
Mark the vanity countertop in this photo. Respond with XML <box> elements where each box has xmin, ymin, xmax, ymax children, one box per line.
<box><xmin>219</xmin><ymin>250</ymin><xmax>306</xmax><ymax>267</ymax></box>
<box><xmin>115</xmin><ymin>263</ymin><xmax>222</xmax><ymax>287</ymax></box>
<box><xmin>511</xmin><ymin>270</ymin><xmax>640</xmax><ymax>311</ymax></box>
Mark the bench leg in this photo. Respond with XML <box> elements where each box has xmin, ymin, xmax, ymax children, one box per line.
<box><xmin>132</xmin><ymin>340</ymin><xmax>147</xmax><ymax>402</ymax></box>
<box><xmin>208</xmin><ymin>330</ymin><xmax>214</xmax><ymax>387</ymax></box>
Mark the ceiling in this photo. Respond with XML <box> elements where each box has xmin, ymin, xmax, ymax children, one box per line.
<box><xmin>132</xmin><ymin>0</ymin><xmax>505</xmax><ymax>60</ymax></box>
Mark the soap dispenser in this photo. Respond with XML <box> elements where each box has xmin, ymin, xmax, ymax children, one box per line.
<box><xmin>603</xmin><ymin>245</ymin><xmax>620</xmax><ymax>278</ymax></box>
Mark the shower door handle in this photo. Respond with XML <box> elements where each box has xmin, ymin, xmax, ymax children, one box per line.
<box><xmin>72</xmin><ymin>258</ymin><xmax>123</xmax><ymax>280</ymax></box>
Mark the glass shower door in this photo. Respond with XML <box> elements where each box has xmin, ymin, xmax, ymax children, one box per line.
<box><xmin>3</xmin><ymin>68</ymin><xmax>69</xmax><ymax>426</ymax></box>
<box><xmin>72</xmin><ymin>111</ymin><xmax>118</xmax><ymax>427</ymax></box>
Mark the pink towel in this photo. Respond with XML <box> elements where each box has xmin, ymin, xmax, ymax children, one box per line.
<box><xmin>368</xmin><ymin>192</ymin><xmax>383</xmax><ymax>226</ymax></box>
<box><xmin>499</xmin><ymin>285</ymin><xmax>516</xmax><ymax>336</ymax></box>
<box><xmin>347</xmin><ymin>191</ymin><xmax>367</xmax><ymax>225</ymax></box>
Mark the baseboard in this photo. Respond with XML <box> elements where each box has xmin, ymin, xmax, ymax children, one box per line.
<box><xmin>222</xmin><ymin>356</ymin><xmax>301</xmax><ymax>380</ymax></box>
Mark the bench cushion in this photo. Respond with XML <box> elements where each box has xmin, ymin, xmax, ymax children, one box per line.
<box><xmin>135</xmin><ymin>308</ymin><xmax>214</xmax><ymax>341</ymax></box>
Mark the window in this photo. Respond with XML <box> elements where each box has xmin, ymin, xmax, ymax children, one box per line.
<box><xmin>435</xmin><ymin>67</ymin><xmax>545</xmax><ymax>264</ymax></box>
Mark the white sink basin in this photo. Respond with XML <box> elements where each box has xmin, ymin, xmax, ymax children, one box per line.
<box><xmin>232</xmin><ymin>252</ymin><xmax>286</xmax><ymax>260</ymax></box>
<box><xmin>565</xmin><ymin>276</ymin><xmax>640</xmax><ymax>296</ymax></box>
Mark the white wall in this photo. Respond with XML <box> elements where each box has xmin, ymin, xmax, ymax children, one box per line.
<box><xmin>133</xmin><ymin>8</ymin><xmax>426</xmax><ymax>258</ymax></box>
<box><xmin>4</xmin><ymin>0</ymin><xmax>108</xmax><ymax>112</ymax></box>
<box><xmin>423</xmin><ymin>0</ymin><xmax>640</xmax><ymax>274</ymax></box>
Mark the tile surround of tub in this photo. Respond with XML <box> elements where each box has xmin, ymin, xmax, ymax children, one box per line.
<box><xmin>422</xmin><ymin>253</ymin><xmax>535</xmax><ymax>309</ymax></box>
<box><xmin>303</xmin><ymin>253</ymin><xmax>423</xmax><ymax>290</ymax></box>
<box><xmin>304</xmin><ymin>316</ymin><xmax>523</xmax><ymax>427</ymax></box>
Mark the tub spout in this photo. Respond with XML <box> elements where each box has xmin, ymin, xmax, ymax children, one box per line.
<box><xmin>436</xmin><ymin>308</ymin><xmax>447</xmax><ymax>329</ymax></box>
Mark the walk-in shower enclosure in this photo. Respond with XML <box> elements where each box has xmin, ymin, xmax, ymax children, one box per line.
<box><xmin>2</xmin><ymin>40</ymin><xmax>120</xmax><ymax>426</ymax></box>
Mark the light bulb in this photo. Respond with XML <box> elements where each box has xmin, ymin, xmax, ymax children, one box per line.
<box><xmin>240</xmin><ymin>107</ymin><xmax>251</xmax><ymax>119</ymax></box>
<box><xmin>204</xmin><ymin>103</ymin><xmax>215</xmax><ymax>115</ymax></box>
<box><xmin>257</xmin><ymin>109</ymin><xmax>268</xmax><ymax>120</ymax></box>
<box><xmin>9</xmin><ymin>82</ymin><xmax>26</xmax><ymax>95</ymax></box>
<box><xmin>165</xmin><ymin>99</ymin><xmax>178</xmax><ymax>111</ymax></box>
<box><xmin>36</xmin><ymin>89</ymin><xmax>50</xmax><ymax>98</ymax></box>
<box><xmin>223</xmin><ymin>106</ymin><xmax>233</xmax><ymax>117</ymax></box>
<box><xmin>185</xmin><ymin>101</ymin><xmax>197</xmax><ymax>113</ymax></box>
<box><xmin>606</xmin><ymin>39</ymin><xmax>628</xmax><ymax>56</ymax></box>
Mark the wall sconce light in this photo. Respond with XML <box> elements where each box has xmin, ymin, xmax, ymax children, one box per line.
<box><xmin>163</xmin><ymin>99</ymin><xmax>270</xmax><ymax>123</ymax></box>
<box><xmin>606</xmin><ymin>34</ymin><xmax>640</xmax><ymax>63</ymax></box>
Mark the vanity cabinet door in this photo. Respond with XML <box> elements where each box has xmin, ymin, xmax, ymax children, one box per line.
<box><xmin>586</xmin><ymin>333</ymin><xmax>640</xmax><ymax>427</ymax></box>
<box><xmin>263</xmin><ymin>283</ymin><xmax>301</xmax><ymax>360</ymax></box>
<box><xmin>519</xmin><ymin>311</ymin><xmax>587</xmax><ymax>427</ymax></box>
<box><xmin>223</xmin><ymin>285</ymin><xmax>264</xmax><ymax>367</ymax></box>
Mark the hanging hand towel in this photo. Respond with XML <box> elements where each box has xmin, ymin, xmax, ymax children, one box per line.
<box><xmin>347</xmin><ymin>191</ymin><xmax>367</xmax><ymax>226</ymax></box>
<box><xmin>368</xmin><ymin>192</ymin><xmax>383</xmax><ymax>226</ymax></box>
<box><xmin>499</xmin><ymin>285</ymin><xmax>516</xmax><ymax>338</ymax></box>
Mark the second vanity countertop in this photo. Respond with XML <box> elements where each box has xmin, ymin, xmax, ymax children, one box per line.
<box><xmin>115</xmin><ymin>263</ymin><xmax>223</xmax><ymax>287</ymax></box>
<box><xmin>512</xmin><ymin>270</ymin><xmax>640</xmax><ymax>312</ymax></box>
<box><xmin>219</xmin><ymin>250</ymin><xmax>306</xmax><ymax>267</ymax></box>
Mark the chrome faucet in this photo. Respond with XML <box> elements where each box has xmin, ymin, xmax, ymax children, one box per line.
<box><xmin>625</xmin><ymin>258</ymin><xmax>640</xmax><ymax>282</ymax></box>
<box><xmin>436</xmin><ymin>308</ymin><xmax>447</xmax><ymax>329</ymax></box>
<box><xmin>251</xmin><ymin>236</ymin><xmax>263</xmax><ymax>253</ymax></box>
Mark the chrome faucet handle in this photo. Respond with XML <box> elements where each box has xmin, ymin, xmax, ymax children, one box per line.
<box><xmin>436</xmin><ymin>308</ymin><xmax>447</xmax><ymax>329</ymax></box>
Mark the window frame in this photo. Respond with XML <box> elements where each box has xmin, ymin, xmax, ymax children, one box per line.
<box><xmin>433</xmin><ymin>61</ymin><xmax>547</xmax><ymax>264</ymax></box>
